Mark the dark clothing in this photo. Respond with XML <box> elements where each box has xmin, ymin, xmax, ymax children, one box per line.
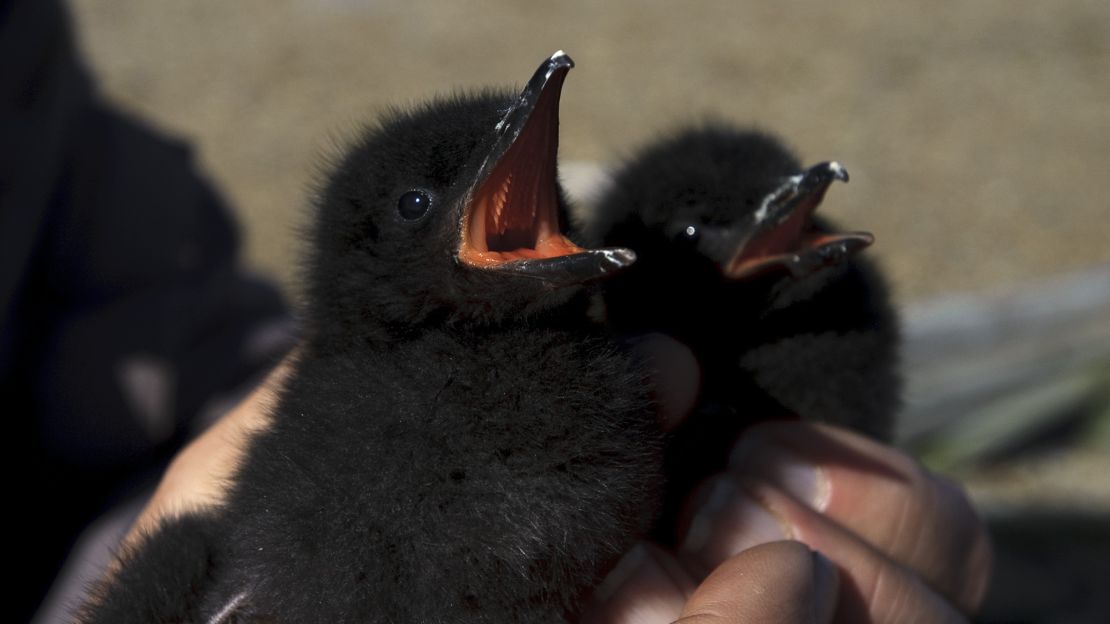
<box><xmin>1</xmin><ymin>1</ymin><xmax>289</xmax><ymax>619</ymax></box>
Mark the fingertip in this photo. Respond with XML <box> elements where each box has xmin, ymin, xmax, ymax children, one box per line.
<box><xmin>584</xmin><ymin>544</ymin><xmax>692</xmax><ymax>624</ymax></box>
<box><xmin>810</xmin><ymin>550</ymin><xmax>840</xmax><ymax>624</ymax></box>
<box><xmin>679</xmin><ymin>542</ymin><xmax>838</xmax><ymax>624</ymax></box>
<box><xmin>678</xmin><ymin>478</ymin><xmax>793</xmax><ymax>573</ymax></box>
<box><xmin>626</xmin><ymin>333</ymin><xmax>701</xmax><ymax>431</ymax></box>
<box><xmin>958</xmin><ymin>517</ymin><xmax>994</xmax><ymax>614</ymax></box>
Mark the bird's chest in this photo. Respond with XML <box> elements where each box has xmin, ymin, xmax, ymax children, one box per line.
<box><xmin>238</xmin><ymin>335</ymin><xmax>658</xmax><ymax>616</ymax></box>
<box><xmin>275</xmin><ymin>335</ymin><xmax>650</xmax><ymax>499</ymax></box>
<box><xmin>391</xmin><ymin>340</ymin><xmax>610</xmax><ymax>463</ymax></box>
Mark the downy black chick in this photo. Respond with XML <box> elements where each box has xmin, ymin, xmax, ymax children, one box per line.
<box><xmin>583</xmin><ymin>124</ymin><xmax>900</xmax><ymax>542</ymax></box>
<box><xmin>79</xmin><ymin>52</ymin><xmax>663</xmax><ymax>624</ymax></box>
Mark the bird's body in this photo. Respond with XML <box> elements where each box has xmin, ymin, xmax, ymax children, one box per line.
<box><xmin>122</xmin><ymin>327</ymin><xmax>654</xmax><ymax>623</ymax></box>
<box><xmin>584</xmin><ymin>124</ymin><xmax>900</xmax><ymax>541</ymax></box>
<box><xmin>80</xmin><ymin>53</ymin><xmax>662</xmax><ymax>623</ymax></box>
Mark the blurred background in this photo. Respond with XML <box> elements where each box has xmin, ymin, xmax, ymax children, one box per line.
<box><xmin>16</xmin><ymin>0</ymin><xmax>1110</xmax><ymax>621</ymax></box>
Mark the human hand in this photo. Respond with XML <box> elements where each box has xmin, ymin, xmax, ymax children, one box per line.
<box><xmin>122</xmin><ymin>358</ymin><xmax>291</xmax><ymax>545</ymax></box>
<box><xmin>585</xmin><ymin>421</ymin><xmax>993</xmax><ymax>623</ymax></box>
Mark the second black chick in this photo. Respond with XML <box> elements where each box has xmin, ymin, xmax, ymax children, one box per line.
<box><xmin>583</xmin><ymin>123</ymin><xmax>900</xmax><ymax>542</ymax></box>
<box><xmin>79</xmin><ymin>53</ymin><xmax>662</xmax><ymax>623</ymax></box>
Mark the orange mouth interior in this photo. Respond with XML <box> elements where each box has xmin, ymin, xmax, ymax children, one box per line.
<box><xmin>457</xmin><ymin>156</ymin><xmax>583</xmax><ymax>268</ymax></box>
<box><xmin>457</xmin><ymin>71</ymin><xmax>584</xmax><ymax>268</ymax></box>
<box><xmin>726</xmin><ymin>190</ymin><xmax>821</xmax><ymax>278</ymax></box>
<box><xmin>724</xmin><ymin>184</ymin><xmax>869</xmax><ymax>279</ymax></box>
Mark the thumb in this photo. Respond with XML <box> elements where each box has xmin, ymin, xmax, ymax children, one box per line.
<box><xmin>678</xmin><ymin>541</ymin><xmax>839</xmax><ymax>624</ymax></box>
<box><xmin>626</xmin><ymin>333</ymin><xmax>701</xmax><ymax>431</ymax></box>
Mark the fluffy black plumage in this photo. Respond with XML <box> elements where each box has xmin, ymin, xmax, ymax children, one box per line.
<box><xmin>79</xmin><ymin>53</ymin><xmax>662</xmax><ymax>623</ymax></box>
<box><xmin>583</xmin><ymin>123</ymin><xmax>900</xmax><ymax>542</ymax></box>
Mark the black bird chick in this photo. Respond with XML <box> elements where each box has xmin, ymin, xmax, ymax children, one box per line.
<box><xmin>80</xmin><ymin>52</ymin><xmax>662</xmax><ymax>623</ymax></box>
<box><xmin>583</xmin><ymin>124</ymin><xmax>900</xmax><ymax>541</ymax></box>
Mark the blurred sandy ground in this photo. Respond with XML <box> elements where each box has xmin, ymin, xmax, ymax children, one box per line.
<box><xmin>69</xmin><ymin>0</ymin><xmax>1110</xmax><ymax>304</ymax></box>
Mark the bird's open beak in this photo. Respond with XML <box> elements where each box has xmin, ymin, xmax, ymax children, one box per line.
<box><xmin>457</xmin><ymin>51</ymin><xmax>636</xmax><ymax>283</ymax></box>
<box><xmin>723</xmin><ymin>162</ymin><xmax>873</xmax><ymax>280</ymax></box>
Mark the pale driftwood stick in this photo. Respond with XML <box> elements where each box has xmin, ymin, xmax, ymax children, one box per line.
<box><xmin>898</xmin><ymin>263</ymin><xmax>1110</xmax><ymax>453</ymax></box>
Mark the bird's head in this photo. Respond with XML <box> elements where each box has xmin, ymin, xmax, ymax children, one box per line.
<box><xmin>593</xmin><ymin>125</ymin><xmax>872</xmax><ymax>287</ymax></box>
<box><xmin>303</xmin><ymin>52</ymin><xmax>634</xmax><ymax>344</ymax></box>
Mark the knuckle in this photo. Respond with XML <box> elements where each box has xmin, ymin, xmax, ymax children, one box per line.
<box><xmin>934</xmin><ymin>476</ymin><xmax>988</xmax><ymax>559</ymax></box>
<box><xmin>869</xmin><ymin>462</ymin><xmax>934</xmax><ymax>554</ymax></box>
<box><xmin>869</xmin><ymin>563</ymin><xmax>915</xmax><ymax>622</ymax></box>
<box><xmin>919</xmin><ymin>474</ymin><xmax>993</xmax><ymax>612</ymax></box>
<box><xmin>955</xmin><ymin>509</ymin><xmax>994</xmax><ymax>612</ymax></box>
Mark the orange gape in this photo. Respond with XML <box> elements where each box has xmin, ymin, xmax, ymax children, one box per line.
<box><xmin>457</xmin><ymin>68</ymin><xmax>583</xmax><ymax>268</ymax></box>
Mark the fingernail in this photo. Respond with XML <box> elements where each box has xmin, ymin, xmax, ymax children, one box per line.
<box><xmin>681</xmin><ymin>479</ymin><xmax>791</xmax><ymax>560</ymax></box>
<box><xmin>592</xmin><ymin>543</ymin><xmax>649</xmax><ymax>603</ymax></box>
<box><xmin>731</xmin><ymin>441</ymin><xmax>830</xmax><ymax>512</ymax></box>
<box><xmin>587</xmin><ymin>543</ymin><xmax>690</xmax><ymax>623</ymax></box>
<box><xmin>810</xmin><ymin>550</ymin><xmax>840</xmax><ymax>623</ymax></box>
<box><xmin>626</xmin><ymin>333</ymin><xmax>700</xmax><ymax>430</ymax></box>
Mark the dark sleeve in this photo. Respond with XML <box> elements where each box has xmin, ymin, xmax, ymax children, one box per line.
<box><xmin>0</xmin><ymin>1</ymin><xmax>292</xmax><ymax>619</ymax></box>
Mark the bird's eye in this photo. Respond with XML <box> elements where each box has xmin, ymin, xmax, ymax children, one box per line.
<box><xmin>397</xmin><ymin>190</ymin><xmax>431</xmax><ymax>220</ymax></box>
<box><xmin>674</xmin><ymin>224</ymin><xmax>700</xmax><ymax>246</ymax></box>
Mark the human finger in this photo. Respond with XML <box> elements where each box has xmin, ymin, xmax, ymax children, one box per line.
<box><xmin>581</xmin><ymin>543</ymin><xmax>694</xmax><ymax>624</ymax></box>
<box><xmin>626</xmin><ymin>333</ymin><xmax>701</xmax><ymax>431</ymax></box>
<box><xmin>124</xmin><ymin>357</ymin><xmax>291</xmax><ymax>544</ymax></box>
<box><xmin>728</xmin><ymin>422</ymin><xmax>992</xmax><ymax>613</ymax></box>
<box><xmin>585</xmin><ymin>541</ymin><xmax>838</xmax><ymax>624</ymax></box>
<box><xmin>676</xmin><ymin>541</ymin><xmax>838</xmax><ymax>624</ymax></box>
<box><xmin>679</xmin><ymin>474</ymin><xmax>970</xmax><ymax>623</ymax></box>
